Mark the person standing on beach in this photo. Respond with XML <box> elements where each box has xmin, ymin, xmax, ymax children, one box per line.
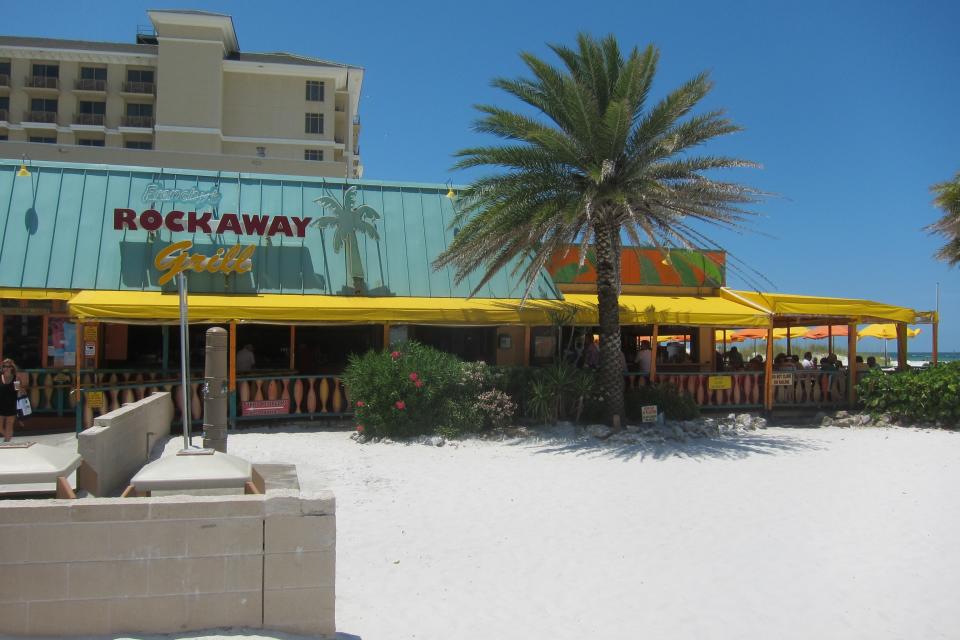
<box><xmin>635</xmin><ymin>339</ymin><xmax>653</xmax><ymax>375</ymax></box>
<box><xmin>0</xmin><ymin>358</ymin><xmax>21</xmax><ymax>441</ymax></box>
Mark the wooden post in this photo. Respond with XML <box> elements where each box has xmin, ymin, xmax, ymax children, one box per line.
<box><xmin>649</xmin><ymin>324</ymin><xmax>659</xmax><ymax>382</ymax></box>
<box><xmin>383</xmin><ymin>323</ymin><xmax>391</xmax><ymax>350</ymax></box>
<box><xmin>786</xmin><ymin>326</ymin><xmax>791</xmax><ymax>357</ymax></box>
<box><xmin>523</xmin><ymin>326</ymin><xmax>531</xmax><ymax>366</ymax></box>
<box><xmin>75</xmin><ymin>321</ymin><xmax>83</xmax><ymax>433</ymax></box>
<box><xmin>764</xmin><ymin>327</ymin><xmax>774</xmax><ymax>410</ymax></box>
<box><xmin>848</xmin><ymin>323</ymin><xmax>858</xmax><ymax>407</ymax></box>
<box><xmin>932</xmin><ymin>319</ymin><xmax>939</xmax><ymax>365</ymax></box>
<box><xmin>41</xmin><ymin>314</ymin><xmax>49</xmax><ymax>367</ymax></box>
<box><xmin>289</xmin><ymin>325</ymin><xmax>296</xmax><ymax>371</ymax></box>
<box><xmin>896</xmin><ymin>323</ymin><xmax>908</xmax><ymax>370</ymax></box>
<box><xmin>228</xmin><ymin>321</ymin><xmax>237</xmax><ymax>392</ymax></box>
<box><xmin>828</xmin><ymin>324</ymin><xmax>833</xmax><ymax>355</ymax></box>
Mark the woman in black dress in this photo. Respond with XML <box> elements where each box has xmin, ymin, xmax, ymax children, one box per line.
<box><xmin>0</xmin><ymin>358</ymin><xmax>20</xmax><ymax>441</ymax></box>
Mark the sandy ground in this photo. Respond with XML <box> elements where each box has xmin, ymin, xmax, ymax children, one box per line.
<box><xmin>7</xmin><ymin>424</ymin><xmax>960</xmax><ymax>639</ymax></box>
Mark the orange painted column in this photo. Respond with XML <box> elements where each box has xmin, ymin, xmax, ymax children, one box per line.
<box><xmin>649</xmin><ymin>324</ymin><xmax>659</xmax><ymax>382</ymax></box>
<box><xmin>764</xmin><ymin>327</ymin><xmax>774</xmax><ymax>410</ymax></box>
<box><xmin>383</xmin><ymin>323</ymin><xmax>391</xmax><ymax>350</ymax></box>
<box><xmin>848</xmin><ymin>323</ymin><xmax>858</xmax><ymax>407</ymax></box>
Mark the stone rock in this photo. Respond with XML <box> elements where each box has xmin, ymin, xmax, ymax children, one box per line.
<box><xmin>753</xmin><ymin>417</ymin><xmax>768</xmax><ymax>429</ymax></box>
<box><xmin>429</xmin><ymin>435</ymin><xmax>445</xmax><ymax>447</ymax></box>
<box><xmin>586</xmin><ymin>424</ymin><xmax>613</xmax><ymax>439</ymax></box>
<box><xmin>821</xmin><ymin>415</ymin><xmax>834</xmax><ymax>426</ymax></box>
<box><xmin>625</xmin><ymin>424</ymin><xmax>641</xmax><ymax>433</ymax></box>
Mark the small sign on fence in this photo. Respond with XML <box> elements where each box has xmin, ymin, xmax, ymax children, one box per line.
<box><xmin>241</xmin><ymin>399</ymin><xmax>290</xmax><ymax>416</ymax></box>
<box><xmin>85</xmin><ymin>391</ymin><xmax>104</xmax><ymax>409</ymax></box>
<box><xmin>708</xmin><ymin>375</ymin><xmax>732</xmax><ymax>390</ymax></box>
<box><xmin>641</xmin><ymin>405</ymin><xmax>658</xmax><ymax>423</ymax></box>
<box><xmin>771</xmin><ymin>372</ymin><xmax>794</xmax><ymax>386</ymax></box>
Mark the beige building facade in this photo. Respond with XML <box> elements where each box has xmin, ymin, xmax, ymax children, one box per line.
<box><xmin>0</xmin><ymin>10</ymin><xmax>364</xmax><ymax>177</ymax></box>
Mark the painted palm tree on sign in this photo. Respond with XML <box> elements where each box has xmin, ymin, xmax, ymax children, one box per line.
<box><xmin>434</xmin><ymin>34</ymin><xmax>762</xmax><ymax>426</ymax></box>
<box><xmin>927</xmin><ymin>171</ymin><xmax>960</xmax><ymax>266</ymax></box>
<box><xmin>313</xmin><ymin>186</ymin><xmax>380</xmax><ymax>291</ymax></box>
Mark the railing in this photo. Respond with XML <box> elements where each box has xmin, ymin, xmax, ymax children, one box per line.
<box><xmin>121</xmin><ymin>115</ymin><xmax>154</xmax><ymax>128</ymax></box>
<box><xmin>23</xmin><ymin>110</ymin><xmax>57</xmax><ymax>123</ymax></box>
<box><xmin>0</xmin><ymin>73</ymin><xmax>9</xmax><ymax>87</ymax></box>
<box><xmin>25</xmin><ymin>76</ymin><xmax>58</xmax><ymax>89</ymax></box>
<box><xmin>624</xmin><ymin>370</ymin><xmax>856</xmax><ymax>409</ymax></box>
<box><xmin>235</xmin><ymin>373</ymin><xmax>350</xmax><ymax>421</ymax></box>
<box><xmin>74</xmin><ymin>113</ymin><xmax>105</xmax><ymax>126</ymax></box>
<box><xmin>122</xmin><ymin>81</ymin><xmax>155</xmax><ymax>94</ymax></box>
<box><xmin>75</xmin><ymin>79</ymin><xmax>106</xmax><ymax>92</ymax></box>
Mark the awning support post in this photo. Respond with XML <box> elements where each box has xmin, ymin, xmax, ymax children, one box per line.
<box><xmin>650</xmin><ymin>324</ymin><xmax>659</xmax><ymax>382</ymax></box>
<box><xmin>523</xmin><ymin>326</ymin><xmax>531</xmax><ymax>367</ymax></box>
<box><xmin>932</xmin><ymin>318</ymin><xmax>939</xmax><ymax>365</ymax></box>
<box><xmin>764</xmin><ymin>327</ymin><xmax>774</xmax><ymax>411</ymax></box>
<box><xmin>229</xmin><ymin>321</ymin><xmax>237</xmax><ymax>430</ymax></box>
<box><xmin>383</xmin><ymin>323</ymin><xmax>391</xmax><ymax>350</ymax></box>
<box><xmin>848</xmin><ymin>323</ymin><xmax>858</xmax><ymax>407</ymax></box>
<box><xmin>896</xmin><ymin>323</ymin><xmax>908</xmax><ymax>370</ymax></box>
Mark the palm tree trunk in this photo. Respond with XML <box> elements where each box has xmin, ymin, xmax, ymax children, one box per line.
<box><xmin>592</xmin><ymin>219</ymin><xmax>625</xmax><ymax>428</ymax></box>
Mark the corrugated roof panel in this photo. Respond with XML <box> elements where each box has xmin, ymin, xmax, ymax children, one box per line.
<box><xmin>0</xmin><ymin>161</ymin><xmax>563</xmax><ymax>300</ymax></box>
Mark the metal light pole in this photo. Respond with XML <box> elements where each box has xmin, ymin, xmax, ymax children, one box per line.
<box><xmin>178</xmin><ymin>271</ymin><xmax>192</xmax><ymax>449</ymax></box>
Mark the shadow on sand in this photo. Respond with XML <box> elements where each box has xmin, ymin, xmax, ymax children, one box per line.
<box><xmin>511</xmin><ymin>430</ymin><xmax>823</xmax><ymax>462</ymax></box>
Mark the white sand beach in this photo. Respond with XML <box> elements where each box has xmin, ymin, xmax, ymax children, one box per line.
<box><xmin>12</xmin><ymin>424</ymin><xmax>960</xmax><ymax>640</ymax></box>
<box><xmin>160</xmin><ymin>424</ymin><xmax>960</xmax><ymax>640</ymax></box>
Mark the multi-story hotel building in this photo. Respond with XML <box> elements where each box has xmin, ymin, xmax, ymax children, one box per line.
<box><xmin>0</xmin><ymin>9</ymin><xmax>364</xmax><ymax>177</ymax></box>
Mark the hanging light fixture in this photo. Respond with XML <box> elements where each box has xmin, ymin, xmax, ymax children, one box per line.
<box><xmin>16</xmin><ymin>155</ymin><xmax>31</xmax><ymax>178</ymax></box>
<box><xmin>445</xmin><ymin>181</ymin><xmax>456</xmax><ymax>199</ymax></box>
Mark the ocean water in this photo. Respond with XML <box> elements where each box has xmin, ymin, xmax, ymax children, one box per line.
<box><xmin>907</xmin><ymin>352</ymin><xmax>960</xmax><ymax>364</ymax></box>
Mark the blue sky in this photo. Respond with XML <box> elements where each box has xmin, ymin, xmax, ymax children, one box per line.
<box><xmin>6</xmin><ymin>0</ymin><xmax>959</xmax><ymax>351</ymax></box>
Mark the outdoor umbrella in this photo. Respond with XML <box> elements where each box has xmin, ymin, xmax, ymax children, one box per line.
<box><xmin>858</xmin><ymin>324</ymin><xmax>921</xmax><ymax>365</ymax></box>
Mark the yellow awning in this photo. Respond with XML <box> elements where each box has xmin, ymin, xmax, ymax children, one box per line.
<box><xmin>562</xmin><ymin>293</ymin><xmax>771</xmax><ymax>327</ymax></box>
<box><xmin>67</xmin><ymin>290</ymin><xmax>773</xmax><ymax>327</ymax></box>
<box><xmin>720</xmin><ymin>289</ymin><xmax>917</xmax><ymax>324</ymax></box>
<box><xmin>67</xmin><ymin>290</ymin><xmax>576</xmax><ymax>325</ymax></box>
<box><xmin>0</xmin><ymin>288</ymin><xmax>74</xmax><ymax>300</ymax></box>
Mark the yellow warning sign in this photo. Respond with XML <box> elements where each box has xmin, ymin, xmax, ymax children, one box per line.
<box><xmin>85</xmin><ymin>391</ymin><xmax>105</xmax><ymax>409</ymax></box>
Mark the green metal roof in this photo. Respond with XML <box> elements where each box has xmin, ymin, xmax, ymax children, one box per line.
<box><xmin>0</xmin><ymin>160</ymin><xmax>561</xmax><ymax>300</ymax></box>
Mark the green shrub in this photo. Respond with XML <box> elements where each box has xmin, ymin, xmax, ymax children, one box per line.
<box><xmin>624</xmin><ymin>383</ymin><xmax>700</xmax><ymax>421</ymax></box>
<box><xmin>858</xmin><ymin>363</ymin><xmax>960</xmax><ymax>426</ymax></box>
<box><xmin>343</xmin><ymin>342</ymin><xmax>520</xmax><ymax>439</ymax></box>
<box><xmin>525</xmin><ymin>362</ymin><xmax>595</xmax><ymax>423</ymax></box>
<box><xmin>344</xmin><ymin>341</ymin><xmax>477</xmax><ymax>439</ymax></box>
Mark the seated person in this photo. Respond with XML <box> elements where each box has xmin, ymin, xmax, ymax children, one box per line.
<box><xmin>855</xmin><ymin>355</ymin><xmax>868</xmax><ymax>372</ymax></box>
<box><xmin>726</xmin><ymin>346</ymin><xmax>744</xmax><ymax>370</ymax></box>
<box><xmin>801</xmin><ymin>352</ymin><xmax>815</xmax><ymax>369</ymax></box>
<box><xmin>867</xmin><ymin>356</ymin><xmax>881</xmax><ymax>370</ymax></box>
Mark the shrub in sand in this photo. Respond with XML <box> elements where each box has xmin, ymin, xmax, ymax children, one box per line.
<box><xmin>858</xmin><ymin>362</ymin><xmax>960</xmax><ymax>426</ymax></box>
<box><xmin>343</xmin><ymin>341</ymin><xmax>517</xmax><ymax>439</ymax></box>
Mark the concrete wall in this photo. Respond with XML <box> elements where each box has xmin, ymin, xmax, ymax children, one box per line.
<box><xmin>0</xmin><ymin>487</ymin><xmax>335</xmax><ymax>637</ymax></box>
<box><xmin>77</xmin><ymin>392</ymin><xmax>174</xmax><ymax>497</ymax></box>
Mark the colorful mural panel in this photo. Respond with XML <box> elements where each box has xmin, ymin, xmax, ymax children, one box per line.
<box><xmin>547</xmin><ymin>246</ymin><xmax>726</xmax><ymax>287</ymax></box>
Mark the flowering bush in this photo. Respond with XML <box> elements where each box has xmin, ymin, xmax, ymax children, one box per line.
<box><xmin>344</xmin><ymin>341</ymin><xmax>496</xmax><ymax>439</ymax></box>
<box><xmin>475</xmin><ymin>389</ymin><xmax>516</xmax><ymax>429</ymax></box>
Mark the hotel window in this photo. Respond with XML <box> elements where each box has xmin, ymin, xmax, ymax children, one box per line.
<box><xmin>31</xmin><ymin>98</ymin><xmax>58</xmax><ymax>113</ymax></box>
<box><xmin>127</xmin><ymin>69</ymin><xmax>154</xmax><ymax>83</ymax></box>
<box><xmin>0</xmin><ymin>61</ymin><xmax>9</xmax><ymax>84</ymax></box>
<box><xmin>306</xmin><ymin>80</ymin><xmax>324</xmax><ymax>102</ymax></box>
<box><xmin>125</xmin><ymin>140</ymin><xmax>152</xmax><ymax>150</ymax></box>
<box><xmin>78</xmin><ymin>66</ymin><xmax>107</xmax><ymax>91</ymax></box>
<box><xmin>0</xmin><ymin>135</ymin><xmax>7</xmax><ymax>141</ymax></box>
<box><xmin>32</xmin><ymin>63</ymin><xmax>59</xmax><ymax>79</ymax></box>
<box><xmin>0</xmin><ymin>96</ymin><xmax>8</xmax><ymax>119</ymax></box>
<box><xmin>304</xmin><ymin>149</ymin><xmax>323</xmax><ymax>161</ymax></box>
<box><xmin>29</xmin><ymin>137</ymin><xmax>56</xmax><ymax>144</ymax></box>
<box><xmin>78</xmin><ymin>138</ymin><xmax>105</xmax><ymax>147</ymax></box>
<box><xmin>78</xmin><ymin>100</ymin><xmax>106</xmax><ymax>125</ymax></box>
<box><xmin>126</xmin><ymin>103</ymin><xmax>153</xmax><ymax>117</ymax></box>
<box><xmin>305</xmin><ymin>113</ymin><xmax>323</xmax><ymax>134</ymax></box>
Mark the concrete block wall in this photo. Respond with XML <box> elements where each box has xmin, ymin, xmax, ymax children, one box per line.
<box><xmin>78</xmin><ymin>392</ymin><xmax>174</xmax><ymax>496</ymax></box>
<box><xmin>0</xmin><ymin>489</ymin><xmax>336</xmax><ymax>637</ymax></box>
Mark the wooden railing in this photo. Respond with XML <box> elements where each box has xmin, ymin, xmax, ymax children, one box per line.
<box><xmin>236</xmin><ymin>374</ymin><xmax>350</xmax><ymax>420</ymax></box>
<box><xmin>624</xmin><ymin>370</ymin><xmax>854</xmax><ymax>409</ymax></box>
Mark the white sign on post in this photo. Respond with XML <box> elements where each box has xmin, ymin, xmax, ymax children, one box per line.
<box><xmin>641</xmin><ymin>405</ymin><xmax>658</xmax><ymax>423</ymax></box>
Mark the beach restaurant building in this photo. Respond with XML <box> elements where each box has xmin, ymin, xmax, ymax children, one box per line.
<box><xmin>0</xmin><ymin>159</ymin><xmax>938</xmax><ymax>431</ymax></box>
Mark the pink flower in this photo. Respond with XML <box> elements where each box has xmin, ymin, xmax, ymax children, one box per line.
<box><xmin>409</xmin><ymin>372</ymin><xmax>419</xmax><ymax>381</ymax></box>
<box><xmin>356</xmin><ymin>401</ymin><xmax>365</xmax><ymax>407</ymax></box>
<box><xmin>391</xmin><ymin>351</ymin><xmax>401</xmax><ymax>360</ymax></box>
<box><xmin>414</xmin><ymin>380</ymin><xmax>423</xmax><ymax>388</ymax></box>
<box><xmin>356</xmin><ymin>425</ymin><xmax>365</xmax><ymax>433</ymax></box>
<box><xmin>394</xmin><ymin>400</ymin><xmax>406</xmax><ymax>410</ymax></box>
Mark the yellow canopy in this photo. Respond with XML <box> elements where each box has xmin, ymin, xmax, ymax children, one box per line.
<box><xmin>561</xmin><ymin>293</ymin><xmax>771</xmax><ymax>327</ymax></box>
<box><xmin>67</xmin><ymin>290</ymin><xmax>773</xmax><ymax>327</ymax></box>
<box><xmin>721</xmin><ymin>289</ymin><xmax>917</xmax><ymax>324</ymax></box>
<box><xmin>68</xmin><ymin>290</ymin><xmax>572</xmax><ymax>325</ymax></box>
<box><xmin>858</xmin><ymin>324</ymin><xmax>921</xmax><ymax>340</ymax></box>
<box><xmin>0</xmin><ymin>288</ymin><xmax>74</xmax><ymax>300</ymax></box>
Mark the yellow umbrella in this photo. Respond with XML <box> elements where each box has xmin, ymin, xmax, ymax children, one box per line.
<box><xmin>857</xmin><ymin>324</ymin><xmax>921</xmax><ymax>366</ymax></box>
<box><xmin>857</xmin><ymin>324</ymin><xmax>921</xmax><ymax>340</ymax></box>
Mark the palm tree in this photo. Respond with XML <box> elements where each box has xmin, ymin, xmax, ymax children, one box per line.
<box><xmin>927</xmin><ymin>172</ymin><xmax>960</xmax><ymax>266</ymax></box>
<box><xmin>434</xmin><ymin>34</ymin><xmax>762</xmax><ymax>425</ymax></box>
<box><xmin>313</xmin><ymin>186</ymin><xmax>381</xmax><ymax>291</ymax></box>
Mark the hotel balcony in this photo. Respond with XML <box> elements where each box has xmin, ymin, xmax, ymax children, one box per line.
<box><xmin>75</xmin><ymin>79</ymin><xmax>107</xmax><ymax>93</ymax></box>
<box><xmin>24</xmin><ymin>76</ymin><xmax>59</xmax><ymax>94</ymax></box>
<box><xmin>74</xmin><ymin>113</ymin><xmax>105</xmax><ymax>126</ymax></box>
<box><xmin>121</xmin><ymin>81</ymin><xmax>155</xmax><ymax>97</ymax></box>
<box><xmin>23</xmin><ymin>110</ymin><xmax>58</xmax><ymax>124</ymax></box>
<box><xmin>121</xmin><ymin>115</ymin><xmax>154</xmax><ymax>128</ymax></box>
